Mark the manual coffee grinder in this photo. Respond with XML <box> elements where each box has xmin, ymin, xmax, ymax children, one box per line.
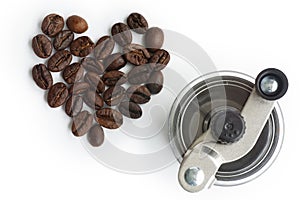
<box><xmin>169</xmin><ymin>68</ymin><xmax>288</xmax><ymax>192</ymax></box>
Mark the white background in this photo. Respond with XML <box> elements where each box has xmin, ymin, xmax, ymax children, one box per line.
<box><xmin>1</xmin><ymin>0</ymin><xmax>299</xmax><ymax>199</ymax></box>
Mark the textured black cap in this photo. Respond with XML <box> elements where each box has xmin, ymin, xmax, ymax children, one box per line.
<box><xmin>255</xmin><ymin>68</ymin><xmax>288</xmax><ymax>101</ymax></box>
<box><xmin>210</xmin><ymin>110</ymin><xmax>246</xmax><ymax>144</ymax></box>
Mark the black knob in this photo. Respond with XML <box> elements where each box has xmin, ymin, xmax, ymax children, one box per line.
<box><xmin>210</xmin><ymin>110</ymin><xmax>246</xmax><ymax>144</ymax></box>
<box><xmin>255</xmin><ymin>68</ymin><xmax>288</xmax><ymax>101</ymax></box>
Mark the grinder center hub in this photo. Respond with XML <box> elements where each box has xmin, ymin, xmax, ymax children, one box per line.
<box><xmin>211</xmin><ymin>109</ymin><xmax>246</xmax><ymax>144</ymax></box>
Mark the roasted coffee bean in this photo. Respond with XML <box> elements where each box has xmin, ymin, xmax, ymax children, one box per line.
<box><xmin>145</xmin><ymin>27</ymin><xmax>164</xmax><ymax>52</ymax></box>
<box><xmin>103</xmin><ymin>53</ymin><xmax>127</xmax><ymax>71</ymax></box>
<box><xmin>81</xmin><ymin>57</ymin><xmax>105</xmax><ymax>74</ymax></box>
<box><xmin>69</xmin><ymin>82</ymin><xmax>90</xmax><ymax>95</ymax></box>
<box><xmin>123</xmin><ymin>43</ymin><xmax>150</xmax><ymax>66</ymax></box>
<box><xmin>94</xmin><ymin>36</ymin><xmax>115</xmax><ymax>60</ymax></box>
<box><xmin>32</xmin><ymin>64</ymin><xmax>53</xmax><ymax>90</ymax></box>
<box><xmin>32</xmin><ymin>34</ymin><xmax>52</xmax><ymax>58</ymax></box>
<box><xmin>149</xmin><ymin>49</ymin><xmax>170</xmax><ymax>71</ymax></box>
<box><xmin>103</xmin><ymin>86</ymin><xmax>125</xmax><ymax>106</ymax></box>
<box><xmin>126</xmin><ymin>85</ymin><xmax>151</xmax><ymax>104</ymax></box>
<box><xmin>66</xmin><ymin>15</ymin><xmax>88</xmax><ymax>34</ymax></box>
<box><xmin>65</xmin><ymin>95</ymin><xmax>83</xmax><ymax>117</ymax></box>
<box><xmin>127</xmin><ymin>13</ymin><xmax>148</xmax><ymax>34</ymax></box>
<box><xmin>47</xmin><ymin>82</ymin><xmax>69</xmax><ymax>108</ymax></box>
<box><xmin>118</xmin><ymin>101</ymin><xmax>142</xmax><ymax>119</ymax></box>
<box><xmin>62</xmin><ymin>63</ymin><xmax>84</xmax><ymax>84</ymax></box>
<box><xmin>83</xmin><ymin>90</ymin><xmax>104</xmax><ymax>110</ymax></box>
<box><xmin>47</xmin><ymin>50</ymin><xmax>72</xmax><ymax>72</ymax></box>
<box><xmin>95</xmin><ymin>108</ymin><xmax>123</xmax><ymax>129</ymax></box>
<box><xmin>53</xmin><ymin>30</ymin><xmax>74</xmax><ymax>51</ymax></box>
<box><xmin>70</xmin><ymin>36</ymin><xmax>94</xmax><ymax>57</ymax></box>
<box><xmin>87</xmin><ymin>125</ymin><xmax>105</xmax><ymax>147</ymax></box>
<box><xmin>84</xmin><ymin>72</ymin><xmax>105</xmax><ymax>93</ymax></box>
<box><xmin>72</xmin><ymin>110</ymin><xmax>93</xmax><ymax>137</ymax></box>
<box><xmin>102</xmin><ymin>70</ymin><xmax>127</xmax><ymax>86</ymax></box>
<box><xmin>146</xmin><ymin>71</ymin><xmax>164</xmax><ymax>94</ymax></box>
<box><xmin>127</xmin><ymin>65</ymin><xmax>152</xmax><ymax>84</ymax></box>
<box><xmin>41</xmin><ymin>14</ymin><xmax>64</xmax><ymax>37</ymax></box>
<box><xmin>111</xmin><ymin>22</ymin><xmax>132</xmax><ymax>46</ymax></box>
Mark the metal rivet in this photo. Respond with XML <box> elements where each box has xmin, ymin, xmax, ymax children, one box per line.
<box><xmin>184</xmin><ymin>167</ymin><xmax>205</xmax><ymax>186</ymax></box>
<box><xmin>224</xmin><ymin>122</ymin><xmax>233</xmax><ymax>130</ymax></box>
<box><xmin>260</xmin><ymin>76</ymin><xmax>278</xmax><ymax>94</ymax></box>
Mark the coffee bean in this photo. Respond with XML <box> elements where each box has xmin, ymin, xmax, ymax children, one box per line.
<box><xmin>127</xmin><ymin>13</ymin><xmax>148</xmax><ymax>34</ymax></box>
<box><xmin>145</xmin><ymin>27</ymin><xmax>164</xmax><ymax>52</ymax></box>
<box><xmin>66</xmin><ymin>15</ymin><xmax>88</xmax><ymax>34</ymax></box>
<box><xmin>146</xmin><ymin>71</ymin><xmax>164</xmax><ymax>94</ymax></box>
<box><xmin>47</xmin><ymin>82</ymin><xmax>69</xmax><ymax>108</ymax></box>
<box><xmin>84</xmin><ymin>72</ymin><xmax>105</xmax><ymax>93</ymax></box>
<box><xmin>149</xmin><ymin>49</ymin><xmax>170</xmax><ymax>71</ymax></box>
<box><xmin>87</xmin><ymin>125</ymin><xmax>105</xmax><ymax>147</ymax></box>
<box><xmin>47</xmin><ymin>50</ymin><xmax>72</xmax><ymax>72</ymax></box>
<box><xmin>32</xmin><ymin>34</ymin><xmax>52</xmax><ymax>58</ymax></box>
<box><xmin>111</xmin><ymin>22</ymin><xmax>132</xmax><ymax>46</ymax></box>
<box><xmin>70</xmin><ymin>36</ymin><xmax>94</xmax><ymax>57</ymax></box>
<box><xmin>118</xmin><ymin>101</ymin><xmax>142</xmax><ymax>119</ymax></box>
<box><xmin>69</xmin><ymin>82</ymin><xmax>90</xmax><ymax>95</ymax></box>
<box><xmin>102</xmin><ymin>70</ymin><xmax>127</xmax><ymax>86</ymax></box>
<box><xmin>53</xmin><ymin>30</ymin><xmax>74</xmax><ymax>51</ymax></box>
<box><xmin>123</xmin><ymin>44</ymin><xmax>150</xmax><ymax>66</ymax></box>
<box><xmin>94</xmin><ymin>36</ymin><xmax>115</xmax><ymax>60</ymax></box>
<box><xmin>103</xmin><ymin>53</ymin><xmax>127</xmax><ymax>71</ymax></box>
<box><xmin>81</xmin><ymin>57</ymin><xmax>105</xmax><ymax>74</ymax></box>
<box><xmin>127</xmin><ymin>65</ymin><xmax>152</xmax><ymax>84</ymax></box>
<box><xmin>103</xmin><ymin>86</ymin><xmax>125</xmax><ymax>106</ymax></box>
<box><xmin>126</xmin><ymin>85</ymin><xmax>151</xmax><ymax>104</ymax></box>
<box><xmin>62</xmin><ymin>63</ymin><xmax>84</xmax><ymax>84</ymax></box>
<box><xmin>72</xmin><ymin>110</ymin><xmax>93</xmax><ymax>137</ymax></box>
<box><xmin>65</xmin><ymin>95</ymin><xmax>83</xmax><ymax>117</ymax></box>
<box><xmin>32</xmin><ymin>64</ymin><xmax>53</xmax><ymax>90</ymax></box>
<box><xmin>41</xmin><ymin>14</ymin><xmax>64</xmax><ymax>37</ymax></box>
<box><xmin>83</xmin><ymin>90</ymin><xmax>104</xmax><ymax>110</ymax></box>
<box><xmin>95</xmin><ymin>108</ymin><xmax>123</xmax><ymax>129</ymax></box>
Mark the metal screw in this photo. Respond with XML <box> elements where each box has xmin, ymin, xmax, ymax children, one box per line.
<box><xmin>260</xmin><ymin>76</ymin><xmax>278</xmax><ymax>95</ymax></box>
<box><xmin>224</xmin><ymin>122</ymin><xmax>233</xmax><ymax>130</ymax></box>
<box><xmin>184</xmin><ymin>167</ymin><xmax>204</xmax><ymax>186</ymax></box>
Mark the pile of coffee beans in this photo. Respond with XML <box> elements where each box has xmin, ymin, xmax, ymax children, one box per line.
<box><xmin>31</xmin><ymin>12</ymin><xmax>170</xmax><ymax>147</ymax></box>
